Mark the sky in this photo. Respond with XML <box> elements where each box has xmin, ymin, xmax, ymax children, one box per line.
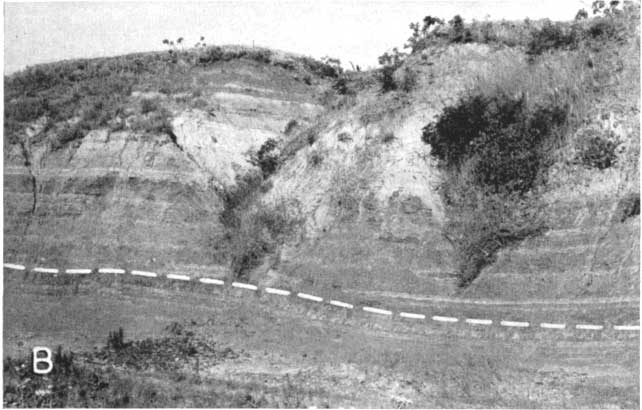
<box><xmin>4</xmin><ymin>0</ymin><xmax>591</xmax><ymax>74</ymax></box>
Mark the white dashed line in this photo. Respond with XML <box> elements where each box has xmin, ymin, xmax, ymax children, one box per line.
<box><xmin>65</xmin><ymin>269</ymin><xmax>92</xmax><ymax>275</ymax></box>
<box><xmin>432</xmin><ymin>316</ymin><xmax>458</xmax><ymax>323</ymax></box>
<box><xmin>540</xmin><ymin>323</ymin><xmax>566</xmax><ymax>329</ymax></box>
<box><xmin>400</xmin><ymin>312</ymin><xmax>425</xmax><ymax>320</ymax></box>
<box><xmin>98</xmin><ymin>268</ymin><xmax>125</xmax><ymax>274</ymax></box>
<box><xmin>232</xmin><ymin>282</ymin><xmax>258</xmax><ymax>291</ymax></box>
<box><xmin>264</xmin><ymin>287</ymin><xmax>291</xmax><ymax>296</ymax></box>
<box><xmin>465</xmin><ymin>318</ymin><xmax>493</xmax><ymax>325</ymax></box>
<box><xmin>613</xmin><ymin>325</ymin><xmax>640</xmax><ymax>331</ymax></box>
<box><xmin>297</xmin><ymin>292</ymin><xmax>323</xmax><ymax>302</ymax></box>
<box><xmin>166</xmin><ymin>274</ymin><xmax>190</xmax><ymax>281</ymax></box>
<box><xmin>3</xmin><ymin>263</ymin><xmax>25</xmax><ymax>270</ymax></box>
<box><xmin>131</xmin><ymin>270</ymin><xmax>157</xmax><ymax>278</ymax></box>
<box><xmin>500</xmin><ymin>320</ymin><xmax>530</xmax><ymax>328</ymax></box>
<box><xmin>199</xmin><ymin>278</ymin><xmax>225</xmax><ymax>286</ymax></box>
<box><xmin>576</xmin><ymin>324</ymin><xmax>603</xmax><ymax>330</ymax></box>
<box><xmin>33</xmin><ymin>267</ymin><xmax>58</xmax><ymax>274</ymax></box>
<box><xmin>4</xmin><ymin>260</ymin><xmax>636</xmax><ymax>335</ymax></box>
<box><xmin>329</xmin><ymin>300</ymin><xmax>354</xmax><ymax>309</ymax></box>
<box><xmin>363</xmin><ymin>306</ymin><xmax>392</xmax><ymax>316</ymax></box>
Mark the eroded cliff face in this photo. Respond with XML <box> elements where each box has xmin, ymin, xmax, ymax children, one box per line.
<box><xmin>465</xmin><ymin>142</ymin><xmax>641</xmax><ymax>299</ymax></box>
<box><xmin>4</xmin><ymin>43</ymin><xmax>639</xmax><ymax>300</ymax></box>
<box><xmin>250</xmin><ymin>43</ymin><xmax>640</xmax><ymax>300</ymax></box>
<box><xmin>256</xmin><ymin>109</ymin><xmax>456</xmax><ymax>295</ymax></box>
<box><xmin>3</xmin><ymin>61</ymin><xmax>324</xmax><ymax>276</ymax></box>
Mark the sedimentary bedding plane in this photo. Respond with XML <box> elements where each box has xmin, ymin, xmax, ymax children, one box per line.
<box><xmin>4</xmin><ymin>262</ymin><xmax>639</xmax><ymax>334</ymax></box>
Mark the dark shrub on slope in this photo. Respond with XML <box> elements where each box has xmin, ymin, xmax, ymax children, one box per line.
<box><xmin>423</xmin><ymin>92</ymin><xmax>567</xmax><ymax>286</ymax></box>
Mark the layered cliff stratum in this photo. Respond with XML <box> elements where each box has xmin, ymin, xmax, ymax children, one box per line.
<box><xmin>4</xmin><ymin>6</ymin><xmax>640</xmax><ymax>304</ymax></box>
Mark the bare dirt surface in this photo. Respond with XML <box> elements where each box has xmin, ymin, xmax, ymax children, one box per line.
<box><xmin>3</xmin><ymin>272</ymin><xmax>639</xmax><ymax>408</ymax></box>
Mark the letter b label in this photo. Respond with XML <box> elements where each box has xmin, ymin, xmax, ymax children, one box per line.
<box><xmin>33</xmin><ymin>347</ymin><xmax>53</xmax><ymax>375</ymax></box>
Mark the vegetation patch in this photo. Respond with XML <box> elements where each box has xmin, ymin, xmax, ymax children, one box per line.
<box><xmin>401</xmin><ymin>1</ymin><xmax>638</xmax><ymax>56</ymax></box>
<box><xmin>130</xmin><ymin>107</ymin><xmax>174</xmax><ymax>137</ymax></box>
<box><xmin>613</xmin><ymin>192</ymin><xmax>640</xmax><ymax>223</ymax></box>
<box><xmin>283</xmin><ymin>119</ymin><xmax>298</xmax><ymax>135</ymax></box>
<box><xmin>140</xmin><ymin>97</ymin><xmax>161</xmax><ymax>114</ymax></box>
<box><xmin>3</xmin><ymin>329</ymin><xmax>239</xmax><ymax>408</ymax></box>
<box><xmin>329</xmin><ymin>163</ymin><xmax>371</xmax><ymax>222</ymax></box>
<box><xmin>227</xmin><ymin>198</ymin><xmax>303</xmax><ymax>280</ymax></box>
<box><xmin>574</xmin><ymin>128</ymin><xmax>620</xmax><ymax>169</ymax></box>
<box><xmin>307</xmin><ymin>150</ymin><xmax>324</xmax><ymax>167</ymax></box>
<box><xmin>337</xmin><ymin>131</ymin><xmax>352</xmax><ymax>142</ymax></box>
<box><xmin>4</xmin><ymin>44</ymin><xmax>336</xmax><ymax>152</ymax></box>
<box><xmin>423</xmin><ymin>92</ymin><xmax>566</xmax><ymax>286</ymax></box>
<box><xmin>220</xmin><ymin>172</ymin><xmax>302</xmax><ymax>280</ymax></box>
<box><xmin>5</xmin><ymin>62</ymin><xmax>137</xmax><ymax>149</ymax></box>
<box><xmin>254</xmin><ymin>138</ymin><xmax>280</xmax><ymax>177</ymax></box>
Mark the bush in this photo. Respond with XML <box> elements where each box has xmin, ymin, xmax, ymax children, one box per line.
<box><xmin>526</xmin><ymin>20</ymin><xmax>577</xmax><ymax>59</ymax></box>
<box><xmin>448</xmin><ymin>15</ymin><xmax>473</xmax><ymax>43</ymax></box>
<box><xmin>255</xmin><ymin>138</ymin><xmax>279</xmax><ymax>177</ymax></box>
<box><xmin>405</xmin><ymin>15</ymin><xmax>446</xmax><ymax>52</ymax></box>
<box><xmin>82</xmin><ymin>99</ymin><xmax>113</xmax><ymax>126</ymax></box>
<box><xmin>423</xmin><ymin>92</ymin><xmax>566</xmax><ymax>285</ymax></box>
<box><xmin>52</xmin><ymin>121</ymin><xmax>88</xmax><ymax>149</ymax></box>
<box><xmin>140</xmin><ymin>98</ymin><xmax>160</xmax><ymax>114</ymax></box>
<box><xmin>195</xmin><ymin>46</ymin><xmax>272</xmax><ymax>66</ymax></box>
<box><xmin>422</xmin><ymin>93</ymin><xmax>566</xmax><ymax>193</ymax></box>
<box><xmin>107</xmin><ymin>328</ymin><xmax>127</xmax><ymax>350</ymax></box>
<box><xmin>300</xmin><ymin>56</ymin><xmax>340</xmax><ymax>78</ymax></box>
<box><xmin>613</xmin><ymin>192</ymin><xmax>640</xmax><ymax>223</ymax></box>
<box><xmin>381</xmin><ymin>131</ymin><xmax>396</xmax><ymax>143</ymax></box>
<box><xmin>307</xmin><ymin>150</ymin><xmax>324</xmax><ymax>167</ymax></box>
<box><xmin>443</xmin><ymin>183</ymin><xmax>547</xmax><ymax>286</ymax></box>
<box><xmin>197</xmin><ymin>46</ymin><xmax>224</xmax><ymax>65</ymax></box>
<box><xmin>332</xmin><ymin>77</ymin><xmax>350</xmax><ymax>95</ymax></box>
<box><xmin>219</xmin><ymin>172</ymin><xmax>263</xmax><ymax>229</ymax></box>
<box><xmin>273</xmin><ymin>59</ymin><xmax>296</xmax><ymax>70</ymax></box>
<box><xmin>246</xmin><ymin>49</ymin><xmax>272</xmax><ymax>64</ymax></box>
<box><xmin>52</xmin><ymin>346</ymin><xmax>75</xmax><ymax>376</ymax></box>
<box><xmin>228</xmin><ymin>200</ymin><xmax>302</xmax><ymax>279</ymax></box>
<box><xmin>130</xmin><ymin>107</ymin><xmax>174</xmax><ymax>136</ymax></box>
<box><xmin>575</xmin><ymin>130</ymin><xmax>619</xmax><ymax>169</ymax></box>
<box><xmin>586</xmin><ymin>16</ymin><xmax>628</xmax><ymax>42</ymax></box>
<box><xmin>377</xmin><ymin>48</ymin><xmax>408</xmax><ymax>93</ymax></box>
<box><xmin>283</xmin><ymin>119</ymin><xmax>298</xmax><ymax>135</ymax></box>
<box><xmin>306</xmin><ymin>129</ymin><xmax>317</xmax><ymax>145</ymax></box>
<box><xmin>396</xmin><ymin>66</ymin><xmax>417</xmax><ymax>92</ymax></box>
<box><xmin>379</xmin><ymin>65</ymin><xmax>398</xmax><ymax>93</ymax></box>
<box><xmin>5</xmin><ymin>97</ymin><xmax>50</xmax><ymax>122</ymax></box>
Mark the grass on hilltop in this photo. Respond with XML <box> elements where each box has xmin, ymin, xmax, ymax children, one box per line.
<box><xmin>3</xmin><ymin>45</ymin><xmax>339</xmax><ymax>153</ymax></box>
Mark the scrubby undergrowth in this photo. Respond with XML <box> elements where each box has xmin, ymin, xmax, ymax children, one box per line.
<box><xmin>420</xmin><ymin>1</ymin><xmax>640</xmax><ymax>286</ymax></box>
<box><xmin>4</xmin><ymin>45</ymin><xmax>338</xmax><ymax>153</ymax></box>
<box><xmin>424</xmin><ymin>93</ymin><xmax>566</xmax><ymax>286</ymax></box>
<box><xmin>2</xmin><ymin>328</ymin><xmax>287</xmax><ymax>408</ymax></box>
<box><xmin>219</xmin><ymin>172</ymin><xmax>304</xmax><ymax>280</ymax></box>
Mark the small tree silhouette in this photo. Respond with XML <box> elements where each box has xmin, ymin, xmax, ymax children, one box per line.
<box><xmin>107</xmin><ymin>327</ymin><xmax>126</xmax><ymax>350</ymax></box>
<box><xmin>575</xmin><ymin>8</ymin><xmax>589</xmax><ymax>20</ymax></box>
<box><xmin>194</xmin><ymin>36</ymin><xmax>207</xmax><ymax>48</ymax></box>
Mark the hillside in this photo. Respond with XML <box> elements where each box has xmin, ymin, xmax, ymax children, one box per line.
<box><xmin>3</xmin><ymin>3</ymin><xmax>640</xmax><ymax>408</ymax></box>
<box><xmin>4</xmin><ymin>47</ymin><xmax>333</xmax><ymax>277</ymax></box>
<box><xmin>4</xmin><ymin>6</ymin><xmax>640</xmax><ymax>301</ymax></box>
